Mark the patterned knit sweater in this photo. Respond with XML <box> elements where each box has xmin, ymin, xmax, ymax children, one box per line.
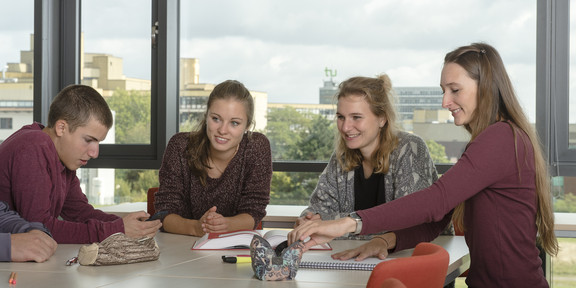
<box><xmin>301</xmin><ymin>131</ymin><xmax>453</xmax><ymax>242</ymax></box>
<box><xmin>154</xmin><ymin>132</ymin><xmax>272</xmax><ymax>227</ymax></box>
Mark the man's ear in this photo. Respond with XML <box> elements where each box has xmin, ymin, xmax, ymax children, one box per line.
<box><xmin>54</xmin><ymin>120</ymin><xmax>68</xmax><ymax>136</ymax></box>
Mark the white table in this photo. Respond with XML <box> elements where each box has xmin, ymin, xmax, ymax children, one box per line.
<box><xmin>0</xmin><ymin>233</ymin><xmax>469</xmax><ymax>288</ymax></box>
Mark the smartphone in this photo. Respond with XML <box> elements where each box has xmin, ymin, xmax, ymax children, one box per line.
<box><xmin>146</xmin><ymin>210</ymin><xmax>169</xmax><ymax>221</ymax></box>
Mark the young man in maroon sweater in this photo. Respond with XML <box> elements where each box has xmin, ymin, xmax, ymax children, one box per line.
<box><xmin>0</xmin><ymin>85</ymin><xmax>161</xmax><ymax>244</ymax></box>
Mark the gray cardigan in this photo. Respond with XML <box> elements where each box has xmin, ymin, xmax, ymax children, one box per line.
<box><xmin>301</xmin><ymin>131</ymin><xmax>453</xmax><ymax>239</ymax></box>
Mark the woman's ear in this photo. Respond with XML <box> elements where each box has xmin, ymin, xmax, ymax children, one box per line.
<box><xmin>379</xmin><ymin>118</ymin><xmax>387</xmax><ymax>128</ymax></box>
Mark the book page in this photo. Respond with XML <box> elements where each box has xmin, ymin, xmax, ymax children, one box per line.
<box><xmin>262</xmin><ymin>229</ymin><xmax>290</xmax><ymax>247</ymax></box>
<box><xmin>192</xmin><ymin>229</ymin><xmax>331</xmax><ymax>250</ymax></box>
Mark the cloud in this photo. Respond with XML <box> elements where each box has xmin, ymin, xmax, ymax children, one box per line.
<box><xmin>1</xmin><ymin>0</ymin><xmax>545</xmax><ymax>121</ymax></box>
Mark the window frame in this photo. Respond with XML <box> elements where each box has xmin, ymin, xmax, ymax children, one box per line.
<box><xmin>537</xmin><ymin>0</ymin><xmax>576</xmax><ymax>176</ymax></box>
<box><xmin>31</xmin><ymin>0</ymin><xmax>575</xmax><ymax>176</ymax></box>
<box><xmin>33</xmin><ymin>0</ymin><xmax>178</xmax><ymax>170</ymax></box>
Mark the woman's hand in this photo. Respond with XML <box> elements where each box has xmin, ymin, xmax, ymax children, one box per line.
<box><xmin>200</xmin><ymin>206</ymin><xmax>230</xmax><ymax>233</ymax></box>
<box><xmin>293</xmin><ymin>212</ymin><xmax>321</xmax><ymax>228</ymax></box>
<box><xmin>331</xmin><ymin>234</ymin><xmax>395</xmax><ymax>261</ymax></box>
<box><xmin>288</xmin><ymin>217</ymin><xmax>357</xmax><ymax>250</ymax></box>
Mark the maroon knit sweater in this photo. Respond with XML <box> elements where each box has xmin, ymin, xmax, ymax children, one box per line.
<box><xmin>0</xmin><ymin>123</ymin><xmax>123</xmax><ymax>244</ymax></box>
<box><xmin>358</xmin><ymin>122</ymin><xmax>547</xmax><ymax>287</ymax></box>
<box><xmin>155</xmin><ymin>132</ymin><xmax>272</xmax><ymax>227</ymax></box>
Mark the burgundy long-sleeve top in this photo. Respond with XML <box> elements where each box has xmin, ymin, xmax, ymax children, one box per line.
<box><xmin>154</xmin><ymin>132</ymin><xmax>272</xmax><ymax>226</ymax></box>
<box><xmin>0</xmin><ymin>123</ymin><xmax>123</xmax><ymax>244</ymax></box>
<box><xmin>357</xmin><ymin>122</ymin><xmax>547</xmax><ymax>288</ymax></box>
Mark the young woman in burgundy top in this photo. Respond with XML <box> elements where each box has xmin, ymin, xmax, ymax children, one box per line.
<box><xmin>154</xmin><ymin>80</ymin><xmax>272</xmax><ymax>236</ymax></box>
<box><xmin>289</xmin><ymin>43</ymin><xmax>558</xmax><ymax>287</ymax></box>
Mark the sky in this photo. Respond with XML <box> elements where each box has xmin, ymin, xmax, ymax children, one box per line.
<box><xmin>1</xmin><ymin>0</ymin><xmax>575</xmax><ymax>122</ymax></box>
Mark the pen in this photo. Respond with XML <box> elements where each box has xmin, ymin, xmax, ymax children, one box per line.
<box><xmin>8</xmin><ymin>272</ymin><xmax>16</xmax><ymax>285</ymax></box>
<box><xmin>66</xmin><ymin>256</ymin><xmax>78</xmax><ymax>266</ymax></box>
<box><xmin>222</xmin><ymin>255</ymin><xmax>251</xmax><ymax>263</ymax></box>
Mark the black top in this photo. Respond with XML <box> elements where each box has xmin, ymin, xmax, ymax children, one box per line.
<box><xmin>353</xmin><ymin>165</ymin><xmax>386</xmax><ymax>211</ymax></box>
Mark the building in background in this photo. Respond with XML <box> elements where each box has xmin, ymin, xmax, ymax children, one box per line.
<box><xmin>3</xmin><ymin>37</ymin><xmax>571</xmax><ymax>203</ymax></box>
<box><xmin>179</xmin><ymin>58</ymin><xmax>268</xmax><ymax>131</ymax></box>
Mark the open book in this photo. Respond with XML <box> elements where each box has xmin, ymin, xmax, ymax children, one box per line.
<box><xmin>192</xmin><ymin>229</ymin><xmax>331</xmax><ymax>250</ymax></box>
<box><xmin>299</xmin><ymin>253</ymin><xmax>393</xmax><ymax>271</ymax></box>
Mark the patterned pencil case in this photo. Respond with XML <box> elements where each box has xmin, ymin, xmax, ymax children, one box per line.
<box><xmin>77</xmin><ymin>232</ymin><xmax>160</xmax><ymax>266</ymax></box>
<box><xmin>250</xmin><ymin>234</ymin><xmax>305</xmax><ymax>281</ymax></box>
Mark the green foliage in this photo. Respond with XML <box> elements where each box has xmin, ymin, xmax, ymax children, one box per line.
<box><xmin>266</xmin><ymin>107</ymin><xmax>336</xmax><ymax>205</ymax></box>
<box><xmin>106</xmin><ymin>89</ymin><xmax>151</xmax><ymax>144</ymax></box>
<box><xmin>105</xmin><ymin>89</ymin><xmax>156</xmax><ymax>203</ymax></box>
<box><xmin>287</xmin><ymin>114</ymin><xmax>335</xmax><ymax>161</ymax></box>
<box><xmin>114</xmin><ymin>169</ymin><xmax>159</xmax><ymax>203</ymax></box>
<box><xmin>266</xmin><ymin>107</ymin><xmax>310</xmax><ymax>160</ymax></box>
<box><xmin>425</xmin><ymin>139</ymin><xmax>451</xmax><ymax>164</ymax></box>
<box><xmin>179</xmin><ymin>118</ymin><xmax>198</xmax><ymax>133</ymax></box>
<box><xmin>554</xmin><ymin>193</ymin><xmax>576</xmax><ymax>213</ymax></box>
<box><xmin>552</xmin><ymin>238</ymin><xmax>576</xmax><ymax>288</ymax></box>
<box><xmin>270</xmin><ymin>172</ymin><xmax>318</xmax><ymax>205</ymax></box>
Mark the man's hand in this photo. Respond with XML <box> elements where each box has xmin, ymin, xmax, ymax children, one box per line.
<box><xmin>123</xmin><ymin>211</ymin><xmax>162</xmax><ymax>238</ymax></box>
<box><xmin>11</xmin><ymin>230</ymin><xmax>57</xmax><ymax>262</ymax></box>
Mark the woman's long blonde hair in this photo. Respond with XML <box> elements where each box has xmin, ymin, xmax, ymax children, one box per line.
<box><xmin>446</xmin><ymin>43</ymin><xmax>558</xmax><ymax>255</ymax></box>
<box><xmin>334</xmin><ymin>74</ymin><xmax>400</xmax><ymax>173</ymax></box>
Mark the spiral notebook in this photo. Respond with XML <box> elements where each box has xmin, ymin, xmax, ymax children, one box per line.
<box><xmin>299</xmin><ymin>253</ymin><xmax>393</xmax><ymax>271</ymax></box>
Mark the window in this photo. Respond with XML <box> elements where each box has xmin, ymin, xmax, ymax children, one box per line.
<box><xmin>0</xmin><ymin>1</ymin><xmax>33</xmax><ymax>142</ymax></box>
<box><xmin>180</xmin><ymin>0</ymin><xmax>536</xmax><ymax>204</ymax></box>
<box><xmin>0</xmin><ymin>118</ymin><xmax>13</xmax><ymax>129</ymax></box>
<box><xmin>82</xmin><ymin>0</ymin><xmax>152</xmax><ymax>145</ymax></box>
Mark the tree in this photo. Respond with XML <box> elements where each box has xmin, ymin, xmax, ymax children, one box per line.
<box><xmin>265</xmin><ymin>107</ymin><xmax>310</xmax><ymax>160</ymax></box>
<box><xmin>287</xmin><ymin>114</ymin><xmax>335</xmax><ymax>161</ymax></box>
<box><xmin>266</xmin><ymin>108</ymin><xmax>336</xmax><ymax>205</ymax></box>
<box><xmin>105</xmin><ymin>89</ymin><xmax>156</xmax><ymax>203</ymax></box>
<box><xmin>425</xmin><ymin>139</ymin><xmax>451</xmax><ymax>164</ymax></box>
<box><xmin>554</xmin><ymin>193</ymin><xmax>576</xmax><ymax>213</ymax></box>
<box><xmin>106</xmin><ymin>89</ymin><xmax>151</xmax><ymax>144</ymax></box>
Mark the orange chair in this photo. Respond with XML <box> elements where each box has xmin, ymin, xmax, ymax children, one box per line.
<box><xmin>366</xmin><ymin>242</ymin><xmax>449</xmax><ymax>288</ymax></box>
<box><xmin>147</xmin><ymin>187</ymin><xmax>159</xmax><ymax>215</ymax></box>
<box><xmin>380</xmin><ymin>278</ymin><xmax>407</xmax><ymax>288</ymax></box>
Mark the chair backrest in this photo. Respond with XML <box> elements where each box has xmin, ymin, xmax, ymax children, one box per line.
<box><xmin>366</xmin><ymin>242</ymin><xmax>449</xmax><ymax>288</ymax></box>
<box><xmin>147</xmin><ymin>187</ymin><xmax>159</xmax><ymax>215</ymax></box>
<box><xmin>380</xmin><ymin>278</ymin><xmax>407</xmax><ymax>288</ymax></box>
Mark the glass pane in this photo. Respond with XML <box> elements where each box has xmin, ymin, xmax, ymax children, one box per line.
<box><xmin>552</xmin><ymin>238</ymin><xmax>576</xmax><ymax>287</ymax></box>
<box><xmin>180</xmin><ymin>0</ymin><xmax>537</xmax><ymax>204</ymax></box>
<box><xmin>0</xmin><ymin>1</ymin><xmax>34</xmax><ymax>142</ymax></box>
<box><xmin>82</xmin><ymin>0</ymin><xmax>152</xmax><ymax>145</ymax></box>
<box><xmin>552</xmin><ymin>176</ymin><xmax>576</xmax><ymax>212</ymax></box>
<box><xmin>81</xmin><ymin>0</ymin><xmax>152</xmax><ymax>205</ymax></box>
<box><xmin>570</xmin><ymin>2</ymin><xmax>576</xmax><ymax>149</ymax></box>
<box><xmin>180</xmin><ymin>0</ymin><xmax>535</xmax><ymax>160</ymax></box>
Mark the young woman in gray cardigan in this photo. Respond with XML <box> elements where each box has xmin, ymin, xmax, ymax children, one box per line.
<box><xmin>296</xmin><ymin>75</ymin><xmax>453</xmax><ymax>261</ymax></box>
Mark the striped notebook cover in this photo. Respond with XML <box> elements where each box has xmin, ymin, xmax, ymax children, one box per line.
<box><xmin>299</xmin><ymin>253</ymin><xmax>393</xmax><ymax>271</ymax></box>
